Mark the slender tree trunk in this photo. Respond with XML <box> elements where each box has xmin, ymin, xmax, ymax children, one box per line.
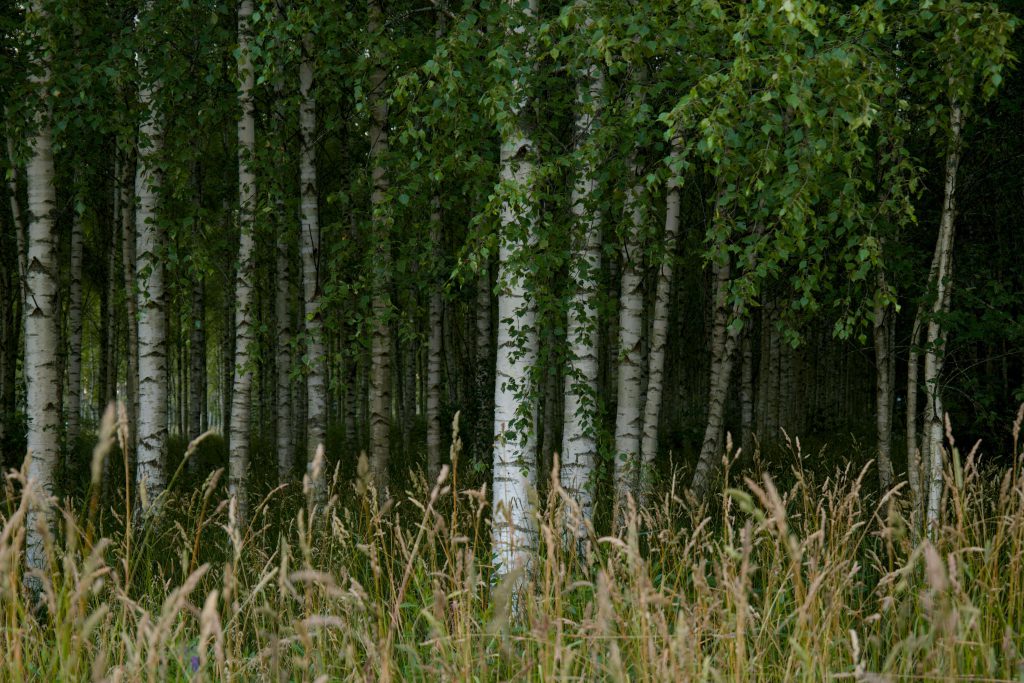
<box><xmin>559</xmin><ymin>71</ymin><xmax>601</xmax><ymax>528</ymax></box>
<box><xmin>103</xmin><ymin>180</ymin><xmax>118</xmax><ymax>418</ymax></box>
<box><xmin>873</xmin><ymin>270</ymin><xmax>895</xmax><ymax>492</ymax></box>
<box><xmin>613</xmin><ymin>174</ymin><xmax>645</xmax><ymax>521</ymax></box>
<box><xmin>121</xmin><ymin>150</ymin><xmax>139</xmax><ymax>464</ymax></box>
<box><xmin>924</xmin><ymin>101</ymin><xmax>962</xmax><ymax>529</ymax></box>
<box><xmin>2</xmin><ymin>121</ymin><xmax>25</xmax><ymax>448</ymax></box>
<box><xmin>906</xmin><ymin>312</ymin><xmax>923</xmax><ymax>521</ymax></box>
<box><xmin>690</xmin><ymin>257</ymin><xmax>739</xmax><ymax>500</ymax></box>
<box><xmin>474</xmin><ymin>264</ymin><xmax>492</xmax><ymax>459</ymax></box>
<box><xmin>5</xmin><ymin>114</ymin><xmax>27</xmax><ymax>300</ymax></box>
<box><xmin>426</xmin><ymin>200</ymin><xmax>443</xmax><ymax>481</ymax></box>
<box><xmin>189</xmin><ymin>275</ymin><xmax>206</xmax><ymax>441</ymax></box>
<box><xmin>134</xmin><ymin>74</ymin><xmax>168</xmax><ymax>512</ymax></box>
<box><xmin>66</xmin><ymin>204</ymin><xmax>84</xmax><ymax>450</ymax></box>
<box><xmin>739</xmin><ymin>332</ymin><xmax>754</xmax><ymax>457</ymax></box>
<box><xmin>639</xmin><ymin>154</ymin><xmax>680</xmax><ymax>506</ymax></box>
<box><xmin>299</xmin><ymin>33</ymin><xmax>327</xmax><ymax>504</ymax></box>
<box><xmin>275</xmin><ymin>222</ymin><xmax>293</xmax><ymax>482</ymax></box>
<box><xmin>492</xmin><ymin>0</ymin><xmax>540</xmax><ymax>574</ymax></box>
<box><xmin>229</xmin><ymin>0</ymin><xmax>257</xmax><ymax>522</ymax></box>
<box><xmin>23</xmin><ymin>4</ymin><xmax>61</xmax><ymax>579</ymax></box>
<box><xmin>368</xmin><ymin>0</ymin><xmax>392</xmax><ymax>496</ymax></box>
<box><xmin>560</xmin><ymin>182</ymin><xmax>601</xmax><ymax>526</ymax></box>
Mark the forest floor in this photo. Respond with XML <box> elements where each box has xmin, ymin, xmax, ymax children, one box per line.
<box><xmin>3</xmin><ymin>415</ymin><xmax>1024</xmax><ymax>681</ymax></box>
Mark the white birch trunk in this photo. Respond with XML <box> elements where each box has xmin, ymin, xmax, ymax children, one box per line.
<box><xmin>275</xmin><ymin>221</ymin><xmax>293</xmax><ymax>483</ymax></box>
<box><xmin>299</xmin><ymin>34</ymin><xmax>327</xmax><ymax>504</ymax></box>
<box><xmin>368</xmin><ymin>0</ymin><xmax>392</xmax><ymax>495</ymax></box>
<box><xmin>924</xmin><ymin>101</ymin><xmax>962</xmax><ymax>529</ymax></box>
<box><xmin>690</xmin><ymin>257</ymin><xmax>739</xmax><ymax>500</ymax></box>
<box><xmin>873</xmin><ymin>270</ymin><xmax>895</xmax><ymax>492</ymax></box>
<box><xmin>476</xmin><ymin>269</ymin><xmax>491</xmax><ymax>366</ymax></box>
<box><xmin>426</xmin><ymin>200</ymin><xmax>443</xmax><ymax>481</ymax></box>
<box><xmin>560</xmin><ymin>60</ymin><xmax>602</xmax><ymax>533</ymax></box>
<box><xmin>24</xmin><ymin>3</ymin><xmax>61</xmax><ymax>577</ymax></box>
<box><xmin>474</xmin><ymin>264</ymin><xmax>492</xmax><ymax>458</ymax></box>
<box><xmin>638</xmin><ymin>156</ymin><xmax>681</xmax><ymax>506</ymax></box>
<box><xmin>121</xmin><ymin>151</ymin><xmax>139</xmax><ymax>459</ymax></box>
<box><xmin>739</xmin><ymin>332</ymin><xmax>754</xmax><ymax>457</ymax></box>
<box><xmin>134</xmin><ymin>78</ymin><xmax>167</xmax><ymax>513</ymax></box>
<box><xmin>906</xmin><ymin>312</ymin><xmax>923</xmax><ymax>521</ymax></box>
<box><xmin>66</xmin><ymin>206</ymin><xmax>84</xmax><ymax>449</ymax></box>
<box><xmin>189</xmin><ymin>275</ymin><xmax>205</xmax><ymax>440</ymax></box>
<box><xmin>492</xmin><ymin>0</ymin><xmax>539</xmax><ymax>574</ymax></box>
<box><xmin>229</xmin><ymin>0</ymin><xmax>257</xmax><ymax>522</ymax></box>
<box><xmin>4</xmin><ymin>114</ymin><xmax>27</xmax><ymax>298</ymax></box>
<box><xmin>613</xmin><ymin>176</ymin><xmax>645</xmax><ymax>521</ymax></box>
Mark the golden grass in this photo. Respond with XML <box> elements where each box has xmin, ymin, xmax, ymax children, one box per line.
<box><xmin>2</xmin><ymin>406</ymin><xmax>1024</xmax><ymax>681</ymax></box>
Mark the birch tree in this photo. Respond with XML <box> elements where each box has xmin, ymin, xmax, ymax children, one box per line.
<box><xmin>229</xmin><ymin>0</ymin><xmax>257</xmax><ymax>522</ymax></box>
<box><xmin>491</xmin><ymin>0</ymin><xmax>540</xmax><ymax>576</ymax></box>
<box><xmin>134</xmin><ymin>66</ymin><xmax>168</xmax><ymax>512</ymax></box>
<box><xmin>65</xmin><ymin>204</ymin><xmax>83</xmax><ymax>449</ymax></box>
<box><xmin>23</xmin><ymin>0</ymin><xmax>60</xmax><ymax>580</ymax></box>
<box><xmin>612</xmin><ymin>173</ymin><xmax>644</xmax><ymax>519</ymax></box>
<box><xmin>300</xmin><ymin>32</ymin><xmax>327</xmax><ymax>504</ymax></box>
<box><xmin>902</xmin><ymin>0</ymin><xmax>1014</xmax><ymax>528</ymax></box>
<box><xmin>560</xmin><ymin>52</ymin><xmax>602</xmax><ymax>534</ymax></box>
<box><xmin>638</xmin><ymin>151</ymin><xmax>681</xmax><ymax>505</ymax></box>
<box><xmin>426</xmin><ymin>199</ymin><xmax>443</xmax><ymax>481</ymax></box>
<box><xmin>368</xmin><ymin>0</ymin><xmax>392</xmax><ymax>495</ymax></box>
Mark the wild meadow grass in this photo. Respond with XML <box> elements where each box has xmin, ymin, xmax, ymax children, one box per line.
<box><xmin>3</xmin><ymin>406</ymin><xmax>1024</xmax><ymax>681</ymax></box>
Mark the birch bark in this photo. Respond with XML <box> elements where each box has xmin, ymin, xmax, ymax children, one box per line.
<box><xmin>924</xmin><ymin>101</ymin><xmax>962</xmax><ymax>529</ymax></box>
<box><xmin>613</xmin><ymin>175</ymin><xmax>645</xmax><ymax>521</ymax></box>
<box><xmin>229</xmin><ymin>0</ymin><xmax>257</xmax><ymax>522</ymax></box>
<box><xmin>560</xmin><ymin>59</ymin><xmax>602</xmax><ymax>531</ymax></box>
<box><xmin>426</xmin><ymin>200</ymin><xmax>443</xmax><ymax>481</ymax></box>
<box><xmin>368</xmin><ymin>0</ymin><xmax>392</xmax><ymax>496</ymax></box>
<box><xmin>134</xmin><ymin>76</ymin><xmax>168</xmax><ymax>512</ymax></box>
<box><xmin>690</xmin><ymin>257</ymin><xmax>740</xmax><ymax>500</ymax></box>
<box><xmin>491</xmin><ymin>0</ymin><xmax>539</xmax><ymax>575</ymax></box>
<box><xmin>24</xmin><ymin>0</ymin><xmax>61</xmax><ymax>578</ymax></box>
<box><xmin>298</xmin><ymin>34</ymin><xmax>327</xmax><ymax>503</ymax></box>
<box><xmin>638</xmin><ymin>157</ymin><xmax>681</xmax><ymax>507</ymax></box>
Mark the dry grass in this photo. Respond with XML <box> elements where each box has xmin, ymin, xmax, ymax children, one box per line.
<box><xmin>3</xmin><ymin>406</ymin><xmax>1024</xmax><ymax>681</ymax></box>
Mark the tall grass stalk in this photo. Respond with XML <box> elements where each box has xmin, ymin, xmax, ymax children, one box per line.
<box><xmin>2</xmin><ymin>406</ymin><xmax>1024</xmax><ymax>680</ymax></box>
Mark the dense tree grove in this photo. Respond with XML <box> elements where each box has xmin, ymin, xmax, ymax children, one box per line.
<box><xmin>0</xmin><ymin>0</ymin><xmax>1021</xmax><ymax>577</ymax></box>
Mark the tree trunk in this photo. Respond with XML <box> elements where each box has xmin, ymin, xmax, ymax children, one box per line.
<box><xmin>121</xmin><ymin>150</ymin><xmax>139</xmax><ymax>464</ymax></box>
<box><xmin>924</xmin><ymin>101</ymin><xmax>962</xmax><ymax>529</ymax></box>
<box><xmin>561</xmin><ymin>145</ymin><xmax>598</xmax><ymax>528</ymax></box>
<box><xmin>639</xmin><ymin>154</ymin><xmax>681</xmax><ymax>506</ymax></box>
<box><xmin>613</xmin><ymin>175</ymin><xmax>645</xmax><ymax>522</ymax></box>
<box><xmin>491</xmin><ymin>0</ymin><xmax>539</xmax><ymax>574</ymax></box>
<box><xmin>229</xmin><ymin>0</ymin><xmax>257</xmax><ymax>522</ymax></box>
<box><xmin>474</xmin><ymin>264</ymin><xmax>492</xmax><ymax>459</ymax></box>
<box><xmin>559</xmin><ymin>78</ymin><xmax>601</xmax><ymax>528</ymax></box>
<box><xmin>906</xmin><ymin>312</ymin><xmax>923</xmax><ymax>521</ymax></box>
<box><xmin>134</xmin><ymin>76</ymin><xmax>168</xmax><ymax>513</ymax></box>
<box><xmin>275</xmin><ymin>222</ymin><xmax>293</xmax><ymax>482</ymax></box>
<box><xmin>739</xmin><ymin>332</ymin><xmax>754</xmax><ymax>457</ymax></box>
<box><xmin>368</xmin><ymin>0</ymin><xmax>392</xmax><ymax>496</ymax></box>
<box><xmin>873</xmin><ymin>270</ymin><xmax>895</xmax><ymax>492</ymax></box>
<box><xmin>66</xmin><ymin>204</ymin><xmax>84</xmax><ymax>450</ymax></box>
<box><xmin>299</xmin><ymin>33</ymin><xmax>327</xmax><ymax>504</ymax></box>
<box><xmin>2</xmin><ymin>121</ymin><xmax>26</xmax><ymax>448</ymax></box>
<box><xmin>23</xmin><ymin>6</ymin><xmax>61</xmax><ymax>578</ymax></box>
<box><xmin>426</xmin><ymin>200</ymin><xmax>443</xmax><ymax>481</ymax></box>
<box><xmin>189</xmin><ymin>275</ymin><xmax>206</xmax><ymax>441</ymax></box>
<box><xmin>690</xmin><ymin>257</ymin><xmax>739</xmax><ymax>500</ymax></box>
